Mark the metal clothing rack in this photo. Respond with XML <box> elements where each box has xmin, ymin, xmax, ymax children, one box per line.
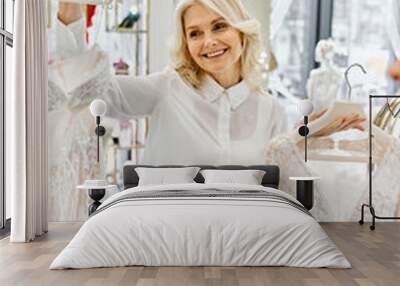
<box><xmin>359</xmin><ymin>95</ymin><xmax>400</xmax><ymax>230</ymax></box>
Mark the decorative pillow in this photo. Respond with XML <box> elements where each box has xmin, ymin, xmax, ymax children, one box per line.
<box><xmin>200</xmin><ymin>169</ymin><xmax>266</xmax><ymax>185</ymax></box>
<box><xmin>135</xmin><ymin>167</ymin><xmax>200</xmax><ymax>186</ymax></box>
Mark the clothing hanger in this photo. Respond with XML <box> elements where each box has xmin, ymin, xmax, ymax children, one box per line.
<box><xmin>298</xmin><ymin>63</ymin><xmax>391</xmax><ymax>163</ymax></box>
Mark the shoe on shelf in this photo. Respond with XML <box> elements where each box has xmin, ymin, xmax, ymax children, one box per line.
<box><xmin>118</xmin><ymin>11</ymin><xmax>140</xmax><ymax>29</ymax></box>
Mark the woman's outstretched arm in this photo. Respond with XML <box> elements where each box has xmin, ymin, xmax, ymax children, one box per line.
<box><xmin>55</xmin><ymin>3</ymin><xmax>167</xmax><ymax>119</ymax></box>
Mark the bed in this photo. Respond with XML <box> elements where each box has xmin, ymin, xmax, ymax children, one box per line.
<box><xmin>50</xmin><ymin>165</ymin><xmax>350</xmax><ymax>269</ymax></box>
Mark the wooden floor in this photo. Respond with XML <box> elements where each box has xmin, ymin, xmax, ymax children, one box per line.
<box><xmin>0</xmin><ymin>222</ymin><xmax>399</xmax><ymax>286</ymax></box>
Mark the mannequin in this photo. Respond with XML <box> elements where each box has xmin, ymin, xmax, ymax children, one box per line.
<box><xmin>307</xmin><ymin>39</ymin><xmax>342</xmax><ymax>112</ymax></box>
<box><xmin>47</xmin><ymin>7</ymin><xmax>113</xmax><ymax>221</ymax></box>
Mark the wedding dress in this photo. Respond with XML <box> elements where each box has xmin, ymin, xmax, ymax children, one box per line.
<box><xmin>307</xmin><ymin>69</ymin><xmax>342</xmax><ymax>114</ymax></box>
<box><xmin>48</xmin><ymin>19</ymin><xmax>113</xmax><ymax>221</ymax></box>
<box><xmin>307</xmin><ymin>66</ymin><xmax>342</xmax><ymax>112</ymax></box>
<box><xmin>307</xmin><ymin>39</ymin><xmax>342</xmax><ymax>111</ymax></box>
<box><xmin>265</xmin><ymin>133</ymin><xmax>400</xmax><ymax>221</ymax></box>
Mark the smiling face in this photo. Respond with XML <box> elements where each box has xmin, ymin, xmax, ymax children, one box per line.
<box><xmin>183</xmin><ymin>3</ymin><xmax>243</xmax><ymax>85</ymax></box>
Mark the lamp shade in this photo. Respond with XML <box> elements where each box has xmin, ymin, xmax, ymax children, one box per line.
<box><xmin>298</xmin><ymin>99</ymin><xmax>314</xmax><ymax>116</ymax></box>
<box><xmin>90</xmin><ymin>99</ymin><xmax>107</xmax><ymax>117</ymax></box>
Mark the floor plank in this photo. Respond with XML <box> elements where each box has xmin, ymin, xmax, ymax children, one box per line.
<box><xmin>0</xmin><ymin>222</ymin><xmax>399</xmax><ymax>286</ymax></box>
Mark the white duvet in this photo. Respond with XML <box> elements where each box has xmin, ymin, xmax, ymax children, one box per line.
<box><xmin>50</xmin><ymin>183</ymin><xmax>351</xmax><ymax>269</ymax></box>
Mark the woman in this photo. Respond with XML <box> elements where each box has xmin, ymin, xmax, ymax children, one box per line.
<box><xmin>57</xmin><ymin>0</ymin><xmax>365</xmax><ymax>165</ymax></box>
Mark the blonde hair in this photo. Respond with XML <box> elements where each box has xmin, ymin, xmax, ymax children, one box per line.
<box><xmin>172</xmin><ymin>0</ymin><xmax>263</xmax><ymax>90</ymax></box>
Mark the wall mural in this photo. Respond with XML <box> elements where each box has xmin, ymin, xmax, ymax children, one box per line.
<box><xmin>47</xmin><ymin>0</ymin><xmax>400</xmax><ymax>223</ymax></box>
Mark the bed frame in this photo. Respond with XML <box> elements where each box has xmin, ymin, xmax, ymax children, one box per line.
<box><xmin>123</xmin><ymin>165</ymin><xmax>280</xmax><ymax>190</ymax></box>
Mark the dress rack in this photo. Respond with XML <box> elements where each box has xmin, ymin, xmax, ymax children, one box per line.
<box><xmin>359</xmin><ymin>94</ymin><xmax>400</xmax><ymax>230</ymax></box>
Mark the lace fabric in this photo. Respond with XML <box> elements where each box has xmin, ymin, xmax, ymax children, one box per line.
<box><xmin>351</xmin><ymin>137</ymin><xmax>400</xmax><ymax>220</ymax></box>
<box><xmin>66</xmin><ymin>53</ymin><xmax>113</xmax><ymax>112</ymax></box>
<box><xmin>265</xmin><ymin>134</ymin><xmax>400</xmax><ymax>221</ymax></box>
<box><xmin>48</xmin><ymin>47</ymin><xmax>111</xmax><ymax>221</ymax></box>
<box><xmin>307</xmin><ymin>68</ymin><xmax>342</xmax><ymax>111</ymax></box>
<box><xmin>265</xmin><ymin>134</ymin><xmax>329</xmax><ymax>220</ymax></box>
<box><xmin>48</xmin><ymin>128</ymin><xmax>98</xmax><ymax>221</ymax></box>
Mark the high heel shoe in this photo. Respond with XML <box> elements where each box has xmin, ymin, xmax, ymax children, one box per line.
<box><xmin>118</xmin><ymin>11</ymin><xmax>140</xmax><ymax>29</ymax></box>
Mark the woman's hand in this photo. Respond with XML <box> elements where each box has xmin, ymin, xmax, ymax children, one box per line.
<box><xmin>312</xmin><ymin>113</ymin><xmax>366</xmax><ymax>137</ymax></box>
<box><xmin>58</xmin><ymin>3</ymin><xmax>82</xmax><ymax>25</ymax></box>
<box><xmin>297</xmin><ymin>108</ymin><xmax>366</xmax><ymax>137</ymax></box>
<box><xmin>389</xmin><ymin>60</ymin><xmax>400</xmax><ymax>81</ymax></box>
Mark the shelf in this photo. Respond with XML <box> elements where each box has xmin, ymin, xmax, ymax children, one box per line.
<box><xmin>106</xmin><ymin>27</ymin><xmax>148</xmax><ymax>34</ymax></box>
<box><xmin>112</xmin><ymin>144</ymin><xmax>146</xmax><ymax>151</ymax></box>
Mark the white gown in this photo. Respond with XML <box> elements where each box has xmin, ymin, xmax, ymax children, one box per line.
<box><xmin>48</xmin><ymin>19</ymin><xmax>111</xmax><ymax>221</ymax></box>
<box><xmin>307</xmin><ymin>64</ymin><xmax>342</xmax><ymax>112</ymax></box>
<box><xmin>265</xmin><ymin>134</ymin><xmax>400</xmax><ymax>221</ymax></box>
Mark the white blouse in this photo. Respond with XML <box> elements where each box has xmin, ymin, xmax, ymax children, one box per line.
<box><xmin>57</xmin><ymin>19</ymin><xmax>288</xmax><ymax>165</ymax></box>
<box><xmin>106</xmin><ymin>70</ymin><xmax>288</xmax><ymax>165</ymax></box>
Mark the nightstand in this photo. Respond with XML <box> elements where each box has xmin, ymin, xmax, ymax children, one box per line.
<box><xmin>289</xmin><ymin>177</ymin><xmax>320</xmax><ymax>210</ymax></box>
<box><xmin>77</xmin><ymin>184</ymin><xmax>116</xmax><ymax>215</ymax></box>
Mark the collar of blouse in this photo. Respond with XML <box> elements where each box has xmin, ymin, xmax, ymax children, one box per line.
<box><xmin>198</xmin><ymin>75</ymin><xmax>251</xmax><ymax>110</ymax></box>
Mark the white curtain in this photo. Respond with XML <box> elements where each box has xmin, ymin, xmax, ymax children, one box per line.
<box><xmin>268</xmin><ymin>0</ymin><xmax>296</xmax><ymax>102</ymax></box>
<box><xmin>386</xmin><ymin>0</ymin><xmax>400</xmax><ymax>59</ymax></box>
<box><xmin>9</xmin><ymin>0</ymin><xmax>48</xmax><ymax>242</ymax></box>
<box><xmin>270</xmin><ymin>0</ymin><xmax>293</xmax><ymax>41</ymax></box>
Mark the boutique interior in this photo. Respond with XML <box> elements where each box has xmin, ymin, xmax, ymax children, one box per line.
<box><xmin>1</xmin><ymin>0</ymin><xmax>400</xmax><ymax>285</ymax></box>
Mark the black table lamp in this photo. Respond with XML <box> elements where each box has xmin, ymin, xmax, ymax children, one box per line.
<box><xmin>90</xmin><ymin>99</ymin><xmax>107</xmax><ymax>163</ymax></box>
<box><xmin>298</xmin><ymin>99</ymin><xmax>314</xmax><ymax>162</ymax></box>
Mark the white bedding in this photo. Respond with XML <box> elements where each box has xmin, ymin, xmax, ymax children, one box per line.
<box><xmin>50</xmin><ymin>183</ymin><xmax>351</xmax><ymax>269</ymax></box>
